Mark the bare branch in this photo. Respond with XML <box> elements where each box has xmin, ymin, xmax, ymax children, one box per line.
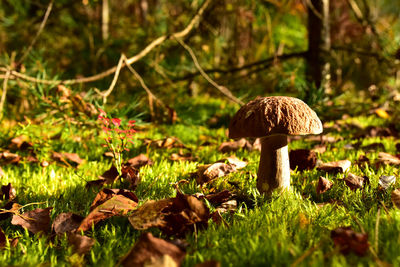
<box><xmin>1</xmin><ymin>0</ymin><xmax>211</xmax><ymax>85</ymax></box>
<box><xmin>174</xmin><ymin>37</ymin><xmax>244</xmax><ymax>105</ymax></box>
<box><xmin>17</xmin><ymin>0</ymin><xmax>54</xmax><ymax>65</ymax></box>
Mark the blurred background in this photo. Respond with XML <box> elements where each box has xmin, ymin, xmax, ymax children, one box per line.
<box><xmin>1</xmin><ymin>0</ymin><xmax>400</xmax><ymax>123</ymax></box>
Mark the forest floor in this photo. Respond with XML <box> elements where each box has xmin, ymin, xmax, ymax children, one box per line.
<box><xmin>1</xmin><ymin>95</ymin><xmax>400</xmax><ymax>266</ymax></box>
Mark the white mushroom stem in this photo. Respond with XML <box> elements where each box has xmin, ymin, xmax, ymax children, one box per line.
<box><xmin>256</xmin><ymin>134</ymin><xmax>290</xmax><ymax>194</ymax></box>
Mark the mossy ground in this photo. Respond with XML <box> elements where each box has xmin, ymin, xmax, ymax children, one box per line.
<box><xmin>1</xmin><ymin>96</ymin><xmax>400</xmax><ymax>266</ymax></box>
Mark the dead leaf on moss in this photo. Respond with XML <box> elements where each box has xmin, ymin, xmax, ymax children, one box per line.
<box><xmin>344</xmin><ymin>173</ymin><xmax>365</xmax><ymax>191</ymax></box>
<box><xmin>52</xmin><ymin>152</ymin><xmax>84</xmax><ymax>167</ymax></box>
<box><xmin>289</xmin><ymin>149</ymin><xmax>317</xmax><ymax>171</ymax></box>
<box><xmin>379</xmin><ymin>175</ymin><xmax>396</xmax><ymax>190</ymax></box>
<box><xmin>143</xmin><ymin>137</ymin><xmax>186</xmax><ymax>149</ymax></box>
<box><xmin>195</xmin><ymin>260</ymin><xmax>221</xmax><ymax>267</ymax></box>
<box><xmin>99</xmin><ymin>165</ymin><xmax>120</xmax><ymax>184</ymax></box>
<box><xmin>120</xmin><ymin>232</ymin><xmax>185</xmax><ymax>267</ymax></box>
<box><xmin>121</xmin><ymin>165</ymin><xmax>140</xmax><ymax>189</ymax></box>
<box><xmin>0</xmin><ymin>151</ymin><xmax>21</xmax><ymax>165</ymax></box>
<box><xmin>316</xmin><ymin>177</ymin><xmax>333</xmax><ymax>194</ymax></box>
<box><xmin>52</xmin><ymin>212</ymin><xmax>84</xmax><ymax>234</ymax></box>
<box><xmin>67</xmin><ymin>232</ymin><xmax>95</xmax><ymax>255</ymax></box>
<box><xmin>193</xmin><ymin>156</ymin><xmax>247</xmax><ymax>185</ymax></box>
<box><xmin>218</xmin><ymin>138</ymin><xmax>252</xmax><ymax>153</ymax></box>
<box><xmin>9</xmin><ymin>136</ymin><xmax>33</xmax><ymax>151</ymax></box>
<box><xmin>204</xmin><ymin>190</ymin><xmax>232</xmax><ymax>206</ymax></box>
<box><xmin>78</xmin><ymin>195</ymin><xmax>138</xmax><ymax>231</ymax></box>
<box><xmin>317</xmin><ymin>160</ymin><xmax>351</xmax><ymax>173</ymax></box>
<box><xmin>170</xmin><ymin>151</ymin><xmax>196</xmax><ymax>161</ymax></box>
<box><xmin>129</xmin><ymin>192</ymin><xmax>210</xmax><ymax>237</ymax></box>
<box><xmin>1</xmin><ymin>183</ymin><xmax>16</xmax><ymax>201</ymax></box>
<box><xmin>127</xmin><ymin>154</ymin><xmax>153</xmax><ymax>168</ymax></box>
<box><xmin>11</xmin><ymin>207</ymin><xmax>53</xmax><ymax>235</ymax></box>
<box><xmin>331</xmin><ymin>227</ymin><xmax>369</xmax><ymax>256</ymax></box>
<box><xmin>391</xmin><ymin>189</ymin><xmax>400</xmax><ymax>209</ymax></box>
<box><xmin>89</xmin><ymin>188</ymin><xmax>138</xmax><ymax>212</ymax></box>
<box><xmin>377</xmin><ymin>152</ymin><xmax>400</xmax><ymax>166</ymax></box>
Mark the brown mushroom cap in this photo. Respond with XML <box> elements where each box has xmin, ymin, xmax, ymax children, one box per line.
<box><xmin>229</xmin><ymin>96</ymin><xmax>323</xmax><ymax>139</ymax></box>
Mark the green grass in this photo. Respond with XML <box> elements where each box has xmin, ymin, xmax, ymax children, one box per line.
<box><xmin>1</xmin><ymin>98</ymin><xmax>400</xmax><ymax>266</ymax></box>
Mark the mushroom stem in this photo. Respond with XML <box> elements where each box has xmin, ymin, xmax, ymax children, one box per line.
<box><xmin>257</xmin><ymin>134</ymin><xmax>290</xmax><ymax>194</ymax></box>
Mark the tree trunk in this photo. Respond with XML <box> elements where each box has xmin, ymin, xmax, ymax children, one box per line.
<box><xmin>306</xmin><ymin>0</ymin><xmax>330</xmax><ymax>92</ymax></box>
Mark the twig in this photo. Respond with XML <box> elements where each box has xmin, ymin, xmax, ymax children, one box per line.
<box><xmin>0</xmin><ymin>52</ymin><xmax>16</xmax><ymax>119</ymax></box>
<box><xmin>1</xmin><ymin>0</ymin><xmax>211</xmax><ymax>85</ymax></box>
<box><xmin>303</xmin><ymin>0</ymin><xmax>323</xmax><ymax>20</ymax></box>
<box><xmin>17</xmin><ymin>0</ymin><xmax>54</xmax><ymax>65</ymax></box>
<box><xmin>375</xmin><ymin>208</ymin><xmax>381</xmax><ymax>254</ymax></box>
<box><xmin>95</xmin><ymin>54</ymin><xmax>125</xmax><ymax>104</ymax></box>
<box><xmin>290</xmin><ymin>242</ymin><xmax>320</xmax><ymax>267</ymax></box>
<box><xmin>174</xmin><ymin>37</ymin><xmax>244</xmax><ymax>105</ymax></box>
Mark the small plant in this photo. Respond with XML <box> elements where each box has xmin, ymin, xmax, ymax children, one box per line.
<box><xmin>97</xmin><ymin>109</ymin><xmax>136</xmax><ymax>175</ymax></box>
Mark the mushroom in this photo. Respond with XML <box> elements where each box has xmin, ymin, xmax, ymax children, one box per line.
<box><xmin>229</xmin><ymin>96</ymin><xmax>323</xmax><ymax>194</ymax></box>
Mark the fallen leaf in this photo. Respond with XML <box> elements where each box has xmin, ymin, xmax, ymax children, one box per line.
<box><xmin>128</xmin><ymin>199</ymin><xmax>173</xmax><ymax>230</ymax></box>
<box><xmin>195</xmin><ymin>260</ymin><xmax>221</xmax><ymax>267</ymax></box>
<box><xmin>204</xmin><ymin>190</ymin><xmax>232</xmax><ymax>206</ymax></box>
<box><xmin>376</xmin><ymin>152</ymin><xmax>400</xmax><ymax>165</ymax></box>
<box><xmin>52</xmin><ymin>212</ymin><xmax>84</xmax><ymax>234</ymax></box>
<box><xmin>127</xmin><ymin>154</ymin><xmax>153</xmax><ymax>168</ymax></box>
<box><xmin>129</xmin><ymin>192</ymin><xmax>210</xmax><ymax>237</ymax></box>
<box><xmin>379</xmin><ymin>175</ymin><xmax>396</xmax><ymax>190</ymax></box>
<box><xmin>89</xmin><ymin>188</ymin><xmax>138</xmax><ymax>211</ymax></box>
<box><xmin>317</xmin><ymin>160</ymin><xmax>351</xmax><ymax>173</ymax></box>
<box><xmin>99</xmin><ymin>165</ymin><xmax>120</xmax><ymax>184</ymax></box>
<box><xmin>170</xmin><ymin>151</ymin><xmax>196</xmax><ymax>161</ymax></box>
<box><xmin>218</xmin><ymin>138</ymin><xmax>252</xmax><ymax>153</ymax></box>
<box><xmin>78</xmin><ymin>195</ymin><xmax>138</xmax><ymax>231</ymax></box>
<box><xmin>0</xmin><ymin>151</ymin><xmax>21</xmax><ymax>165</ymax></box>
<box><xmin>391</xmin><ymin>189</ymin><xmax>400</xmax><ymax>209</ymax></box>
<box><xmin>143</xmin><ymin>137</ymin><xmax>186</xmax><ymax>149</ymax></box>
<box><xmin>85</xmin><ymin>179</ymin><xmax>107</xmax><ymax>189</ymax></box>
<box><xmin>9</xmin><ymin>136</ymin><xmax>33</xmax><ymax>150</ymax></box>
<box><xmin>316</xmin><ymin>177</ymin><xmax>333</xmax><ymax>194</ymax></box>
<box><xmin>193</xmin><ymin>157</ymin><xmax>247</xmax><ymax>185</ymax></box>
<box><xmin>121</xmin><ymin>165</ymin><xmax>140</xmax><ymax>189</ymax></box>
<box><xmin>344</xmin><ymin>173</ymin><xmax>365</xmax><ymax>191</ymax></box>
<box><xmin>11</xmin><ymin>207</ymin><xmax>53</xmax><ymax>235</ymax></box>
<box><xmin>331</xmin><ymin>227</ymin><xmax>369</xmax><ymax>256</ymax></box>
<box><xmin>289</xmin><ymin>149</ymin><xmax>317</xmax><ymax>171</ymax></box>
<box><xmin>52</xmin><ymin>152</ymin><xmax>84</xmax><ymax>166</ymax></box>
<box><xmin>1</xmin><ymin>183</ymin><xmax>16</xmax><ymax>201</ymax></box>
<box><xmin>67</xmin><ymin>232</ymin><xmax>95</xmax><ymax>255</ymax></box>
<box><xmin>120</xmin><ymin>232</ymin><xmax>185</xmax><ymax>267</ymax></box>
<box><xmin>215</xmin><ymin>200</ymin><xmax>237</xmax><ymax>214</ymax></box>
<box><xmin>312</xmin><ymin>144</ymin><xmax>327</xmax><ymax>154</ymax></box>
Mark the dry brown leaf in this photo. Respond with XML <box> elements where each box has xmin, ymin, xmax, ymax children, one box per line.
<box><xmin>121</xmin><ymin>165</ymin><xmax>140</xmax><ymax>189</ymax></box>
<box><xmin>67</xmin><ymin>232</ymin><xmax>95</xmax><ymax>255</ymax></box>
<box><xmin>89</xmin><ymin>188</ymin><xmax>138</xmax><ymax>212</ymax></box>
<box><xmin>52</xmin><ymin>152</ymin><xmax>84</xmax><ymax>166</ymax></box>
<box><xmin>331</xmin><ymin>227</ymin><xmax>369</xmax><ymax>256</ymax></box>
<box><xmin>377</xmin><ymin>152</ymin><xmax>400</xmax><ymax>165</ymax></box>
<box><xmin>195</xmin><ymin>260</ymin><xmax>221</xmax><ymax>267</ymax></box>
<box><xmin>344</xmin><ymin>173</ymin><xmax>365</xmax><ymax>191</ymax></box>
<box><xmin>218</xmin><ymin>138</ymin><xmax>252</xmax><ymax>153</ymax></box>
<box><xmin>127</xmin><ymin>154</ymin><xmax>153</xmax><ymax>168</ymax></box>
<box><xmin>99</xmin><ymin>165</ymin><xmax>120</xmax><ymax>184</ymax></box>
<box><xmin>52</xmin><ymin>212</ymin><xmax>84</xmax><ymax>234</ymax></box>
<box><xmin>9</xmin><ymin>136</ymin><xmax>33</xmax><ymax>150</ymax></box>
<box><xmin>204</xmin><ymin>190</ymin><xmax>232</xmax><ymax>206</ymax></box>
<box><xmin>120</xmin><ymin>232</ymin><xmax>185</xmax><ymax>267</ymax></box>
<box><xmin>289</xmin><ymin>149</ymin><xmax>317</xmax><ymax>171</ymax></box>
<box><xmin>317</xmin><ymin>160</ymin><xmax>351</xmax><ymax>173</ymax></box>
<box><xmin>170</xmin><ymin>151</ymin><xmax>196</xmax><ymax>161</ymax></box>
<box><xmin>129</xmin><ymin>192</ymin><xmax>210</xmax><ymax>237</ymax></box>
<box><xmin>316</xmin><ymin>177</ymin><xmax>333</xmax><ymax>194</ymax></box>
<box><xmin>391</xmin><ymin>188</ymin><xmax>400</xmax><ymax>209</ymax></box>
<box><xmin>1</xmin><ymin>183</ymin><xmax>16</xmax><ymax>201</ymax></box>
<box><xmin>0</xmin><ymin>151</ymin><xmax>21</xmax><ymax>165</ymax></box>
<box><xmin>128</xmin><ymin>199</ymin><xmax>173</xmax><ymax>230</ymax></box>
<box><xmin>11</xmin><ymin>207</ymin><xmax>53</xmax><ymax>235</ymax></box>
<box><xmin>379</xmin><ymin>175</ymin><xmax>396</xmax><ymax>190</ymax></box>
<box><xmin>143</xmin><ymin>137</ymin><xmax>186</xmax><ymax>149</ymax></box>
<box><xmin>78</xmin><ymin>195</ymin><xmax>138</xmax><ymax>231</ymax></box>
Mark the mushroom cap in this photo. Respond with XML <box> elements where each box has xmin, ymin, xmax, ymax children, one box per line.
<box><xmin>229</xmin><ymin>96</ymin><xmax>323</xmax><ymax>139</ymax></box>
